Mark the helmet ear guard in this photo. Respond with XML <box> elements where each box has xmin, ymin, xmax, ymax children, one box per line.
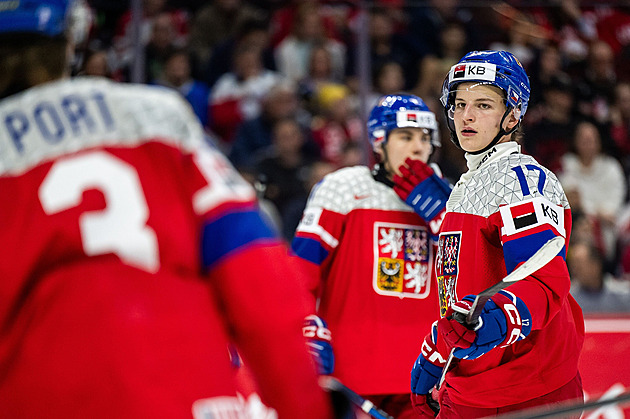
<box><xmin>441</xmin><ymin>50</ymin><xmax>530</xmax><ymax>154</ymax></box>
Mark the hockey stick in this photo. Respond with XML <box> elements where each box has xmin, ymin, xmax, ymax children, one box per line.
<box><xmin>319</xmin><ymin>376</ymin><xmax>394</xmax><ymax>419</ymax></box>
<box><xmin>437</xmin><ymin>235</ymin><xmax>565</xmax><ymax>389</ymax></box>
<box><xmin>495</xmin><ymin>389</ymin><xmax>630</xmax><ymax>419</ymax></box>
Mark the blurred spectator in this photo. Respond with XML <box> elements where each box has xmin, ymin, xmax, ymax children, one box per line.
<box><xmin>187</xmin><ymin>0</ymin><xmax>264</xmax><ymax>78</ymax></box>
<box><xmin>339</xmin><ymin>141</ymin><xmax>365</xmax><ymax>168</ymax></box>
<box><xmin>610</xmin><ymin>82</ymin><xmax>630</xmax><ymax>200</ymax></box>
<box><xmin>154</xmin><ymin>49</ymin><xmax>211</xmax><ymax>129</ymax></box>
<box><xmin>438</xmin><ymin>20</ymin><xmax>470</xmax><ymax>70</ymax></box>
<box><xmin>143</xmin><ymin>12</ymin><xmax>179</xmax><ymax>83</ymax></box>
<box><xmin>310</xmin><ymin>83</ymin><xmax>363</xmax><ymax>167</ymax></box>
<box><xmin>304</xmin><ymin>159</ymin><xmax>336</xmax><ymax>193</ymax></box>
<box><xmin>574</xmin><ymin>40</ymin><xmax>618</xmax><ymax>124</ymax></box>
<box><xmin>346</xmin><ymin>7</ymin><xmax>421</xmax><ymax>91</ymax></box>
<box><xmin>527</xmin><ymin>0</ymin><xmax>595</xmax><ymax>65</ymax></box>
<box><xmin>405</xmin><ymin>0</ymin><xmax>479</xmax><ymax>60</ymax></box>
<box><xmin>229</xmin><ymin>79</ymin><xmax>318</xmax><ymax>169</ymax></box>
<box><xmin>616</xmin><ymin>204</ymin><xmax>630</xmax><ymax>282</ymax></box>
<box><xmin>274</xmin><ymin>2</ymin><xmax>346</xmax><ymax>84</ymax></box>
<box><xmin>568</xmin><ymin>241</ymin><xmax>630</xmax><ymax>313</ymax></box>
<box><xmin>79</xmin><ymin>48</ymin><xmax>113</xmax><ymax>78</ymax></box>
<box><xmin>570</xmin><ymin>207</ymin><xmax>598</xmax><ymax>246</ymax></box>
<box><xmin>209</xmin><ymin>43</ymin><xmax>283</xmax><ymax>144</ymax></box>
<box><xmin>110</xmin><ymin>0</ymin><xmax>188</xmax><ymax>80</ymax></box>
<box><xmin>413</xmin><ymin>55</ymin><xmax>446</xmax><ymax>112</ymax></box>
<box><xmin>595</xmin><ymin>6</ymin><xmax>630</xmax><ymax>79</ymax></box>
<box><xmin>268</xmin><ymin>0</ymin><xmax>348</xmax><ymax>48</ymax></box>
<box><xmin>237</xmin><ymin>166</ymin><xmax>283</xmax><ymax>237</ymax></box>
<box><xmin>299</xmin><ymin>43</ymin><xmax>345</xmax><ymax>110</ymax></box>
<box><xmin>528</xmin><ymin>43</ymin><xmax>565</xmax><ymax>108</ymax></box>
<box><xmin>523</xmin><ymin>73</ymin><xmax>577</xmax><ymax>172</ymax></box>
<box><xmin>489</xmin><ymin>12</ymin><xmax>539</xmax><ymax>70</ymax></box>
<box><xmin>373</xmin><ymin>61</ymin><xmax>405</xmax><ymax>98</ymax></box>
<box><xmin>558</xmin><ymin>121</ymin><xmax>626</xmax><ymax>263</ymax></box>
<box><xmin>610</xmin><ymin>82</ymin><xmax>630</xmax><ymax>159</ymax></box>
<box><xmin>275</xmin><ymin>158</ymin><xmax>336</xmax><ymax>240</ymax></box>
<box><xmin>362</xmin><ymin>61</ymin><xmax>406</xmax><ymax>114</ymax></box>
<box><xmin>255</xmin><ymin>118</ymin><xmax>320</xmax><ymax>241</ymax></box>
<box><xmin>204</xmin><ymin>16</ymin><xmax>276</xmax><ymax>89</ymax></box>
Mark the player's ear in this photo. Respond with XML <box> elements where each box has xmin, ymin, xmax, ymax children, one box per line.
<box><xmin>373</xmin><ymin>143</ymin><xmax>385</xmax><ymax>161</ymax></box>
<box><xmin>504</xmin><ymin>109</ymin><xmax>520</xmax><ymax>131</ymax></box>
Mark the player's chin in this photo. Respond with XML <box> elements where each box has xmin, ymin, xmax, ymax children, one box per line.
<box><xmin>460</xmin><ymin>137</ymin><xmax>485</xmax><ymax>153</ymax></box>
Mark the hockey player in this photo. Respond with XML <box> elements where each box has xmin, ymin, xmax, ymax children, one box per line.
<box><xmin>403</xmin><ymin>50</ymin><xmax>584</xmax><ymax>417</ymax></box>
<box><xmin>0</xmin><ymin>1</ymin><xmax>346</xmax><ymax>418</ymax></box>
<box><xmin>292</xmin><ymin>94</ymin><xmax>451</xmax><ymax>418</ymax></box>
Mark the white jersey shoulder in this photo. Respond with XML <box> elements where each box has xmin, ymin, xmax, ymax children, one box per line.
<box><xmin>307</xmin><ymin>165</ymin><xmax>413</xmax><ymax>214</ymax></box>
<box><xmin>450</xmin><ymin>153</ymin><xmax>569</xmax><ymax>217</ymax></box>
<box><xmin>0</xmin><ymin>77</ymin><xmax>207</xmax><ymax>176</ymax></box>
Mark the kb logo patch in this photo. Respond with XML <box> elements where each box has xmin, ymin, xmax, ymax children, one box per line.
<box><xmin>449</xmin><ymin>63</ymin><xmax>497</xmax><ymax>83</ymax></box>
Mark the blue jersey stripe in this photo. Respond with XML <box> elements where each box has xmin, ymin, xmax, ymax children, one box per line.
<box><xmin>291</xmin><ymin>237</ymin><xmax>329</xmax><ymax>265</ymax></box>
<box><xmin>201</xmin><ymin>209</ymin><xmax>276</xmax><ymax>268</ymax></box>
<box><xmin>503</xmin><ymin>229</ymin><xmax>566</xmax><ymax>274</ymax></box>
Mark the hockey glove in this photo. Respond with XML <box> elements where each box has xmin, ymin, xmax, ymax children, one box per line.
<box><xmin>411</xmin><ymin>321</ymin><xmax>446</xmax><ymax>397</ymax></box>
<box><xmin>303</xmin><ymin>315</ymin><xmax>334</xmax><ymax>375</ymax></box>
<box><xmin>438</xmin><ymin>291</ymin><xmax>532</xmax><ymax>360</ymax></box>
<box><xmin>393</xmin><ymin>158</ymin><xmax>451</xmax><ymax>238</ymax></box>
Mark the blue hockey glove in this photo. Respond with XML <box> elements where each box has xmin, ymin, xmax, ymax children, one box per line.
<box><xmin>438</xmin><ymin>291</ymin><xmax>532</xmax><ymax>360</ymax></box>
<box><xmin>411</xmin><ymin>321</ymin><xmax>446</xmax><ymax>396</ymax></box>
<box><xmin>303</xmin><ymin>315</ymin><xmax>334</xmax><ymax>375</ymax></box>
<box><xmin>393</xmin><ymin>158</ymin><xmax>451</xmax><ymax>238</ymax></box>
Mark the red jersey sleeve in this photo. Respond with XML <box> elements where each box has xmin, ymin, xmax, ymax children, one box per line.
<box><xmin>184</xmin><ymin>144</ymin><xmax>333</xmax><ymax>419</ymax></box>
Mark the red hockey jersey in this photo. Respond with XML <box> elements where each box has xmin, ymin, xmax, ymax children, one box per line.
<box><xmin>292</xmin><ymin>166</ymin><xmax>440</xmax><ymax>395</ymax></box>
<box><xmin>0</xmin><ymin>78</ymin><xmax>331</xmax><ymax>418</ymax></box>
<box><xmin>436</xmin><ymin>142</ymin><xmax>584</xmax><ymax>407</ymax></box>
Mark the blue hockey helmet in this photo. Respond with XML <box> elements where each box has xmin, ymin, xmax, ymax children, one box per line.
<box><xmin>367</xmin><ymin>94</ymin><xmax>440</xmax><ymax>150</ymax></box>
<box><xmin>440</xmin><ymin>50</ymin><xmax>531</xmax><ymax>153</ymax></box>
<box><xmin>0</xmin><ymin>0</ymin><xmax>73</xmax><ymax>38</ymax></box>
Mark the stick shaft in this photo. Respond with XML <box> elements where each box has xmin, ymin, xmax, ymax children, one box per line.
<box><xmin>319</xmin><ymin>376</ymin><xmax>393</xmax><ymax>419</ymax></box>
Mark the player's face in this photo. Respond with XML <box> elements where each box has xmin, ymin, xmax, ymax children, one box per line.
<box><xmin>381</xmin><ymin>127</ymin><xmax>432</xmax><ymax>177</ymax></box>
<box><xmin>452</xmin><ymin>82</ymin><xmax>518</xmax><ymax>153</ymax></box>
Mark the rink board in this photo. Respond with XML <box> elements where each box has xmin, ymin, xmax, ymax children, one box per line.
<box><xmin>579</xmin><ymin>315</ymin><xmax>630</xmax><ymax>417</ymax></box>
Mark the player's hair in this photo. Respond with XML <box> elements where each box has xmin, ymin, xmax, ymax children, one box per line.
<box><xmin>0</xmin><ymin>33</ymin><xmax>68</xmax><ymax>99</ymax></box>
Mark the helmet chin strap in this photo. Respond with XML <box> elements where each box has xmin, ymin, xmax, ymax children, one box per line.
<box><xmin>372</xmin><ymin>146</ymin><xmax>395</xmax><ymax>187</ymax></box>
<box><xmin>380</xmin><ymin>144</ymin><xmax>393</xmax><ymax>177</ymax></box>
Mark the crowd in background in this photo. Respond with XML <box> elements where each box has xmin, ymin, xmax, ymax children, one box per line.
<box><xmin>75</xmin><ymin>0</ymin><xmax>630</xmax><ymax>312</ymax></box>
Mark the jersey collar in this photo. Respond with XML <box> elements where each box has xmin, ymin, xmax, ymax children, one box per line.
<box><xmin>465</xmin><ymin>141</ymin><xmax>520</xmax><ymax>172</ymax></box>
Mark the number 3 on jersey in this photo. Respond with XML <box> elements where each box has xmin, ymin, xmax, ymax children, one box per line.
<box><xmin>39</xmin><ymin>151</ymin><xmax>160</xmax><ymax>272</ymax></box>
